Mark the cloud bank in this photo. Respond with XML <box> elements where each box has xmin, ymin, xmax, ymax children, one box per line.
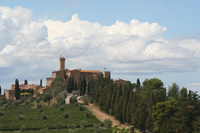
<box><xmin>0</xmin><ymin>6</ymin><xmax>200</xmax><ymax>87</ymax></box>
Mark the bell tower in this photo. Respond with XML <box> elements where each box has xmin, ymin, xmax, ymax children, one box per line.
<box><xmin>59</xmin><ymin>57</ymin><xmax>65</xmax><ymax>71</ymax></box>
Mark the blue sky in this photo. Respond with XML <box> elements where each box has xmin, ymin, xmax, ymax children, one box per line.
<box><xmin>0</xmin><ymin>0</ymin><xmax>200</xmax><ymax>94</ymax></box>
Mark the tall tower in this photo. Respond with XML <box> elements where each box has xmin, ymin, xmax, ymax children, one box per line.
<box><xmin>59</xmin><ymin>57</ymin><xmax>65</xmax><ymax>71</ymax></box>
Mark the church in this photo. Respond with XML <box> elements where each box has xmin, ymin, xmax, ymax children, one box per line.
<box><xmin>46</xmin><ymin>57</ymin><xmax>111</xmax><ymax>87</ymax></box>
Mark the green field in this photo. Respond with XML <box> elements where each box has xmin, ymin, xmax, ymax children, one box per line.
<box><xmin>0</xmin><ymin>103</ymin><xmax>105</xmax><ymax>131</ymax></box>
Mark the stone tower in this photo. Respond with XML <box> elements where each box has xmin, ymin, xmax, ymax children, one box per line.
<box><xmin>59</xmin><ymin>57</ymin><xmax>65</xmax><ymax>70</ymax></box>
<box><xmin>103</xmin><ymin>71</ymin><xmax>111</xmax><ymax>78</ymax></box>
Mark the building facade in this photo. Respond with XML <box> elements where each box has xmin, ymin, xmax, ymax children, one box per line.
<box><xmin>46</xmin><ymin>57</ymin><xmax>111</xmax><ymax>87</ymax></box>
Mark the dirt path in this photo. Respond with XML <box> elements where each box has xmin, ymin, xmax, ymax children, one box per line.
<box><xmin>84</xmin><ymin>104</ymin><xmax>127</xmax><ymax>127</ymax></box>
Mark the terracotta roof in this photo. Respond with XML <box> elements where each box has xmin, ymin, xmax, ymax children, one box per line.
<box><xmin>79</xmin><ymin>70</ymin><xmax>101</xmax><ymax>73</ymax></box>
<box><xmin>113</xmin><ymin>78</ymin><xmax>125</xmax><ymax>82</ymax></box>
<box><xmin>39</xmin><ymin>87</ymin><xmax>48</xmax><ymax>90</ymax></box>
<box><xmin>66</xmin><ymin>69</ymin><xmax>101</xmax><ymax>74</ymax></box>
<box><xmin>11</xmin><ymin>84</ymin><xmax>40</xmax><ymax>90</ymax></box>
<box><xmin>46</xmin><ymin>77</ymin><xmax>52</xmax><ymax>79</ymax></box>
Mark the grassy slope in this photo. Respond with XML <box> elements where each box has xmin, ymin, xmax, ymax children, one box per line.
<box><xmin>0</xmin><ymin>103</ymin><xmax>102</xmax><ymax>131</ymax></box>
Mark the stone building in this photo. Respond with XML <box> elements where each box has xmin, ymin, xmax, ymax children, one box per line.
<box><xmin>46</xmin><ymin>57</ymin><xmax>111</xmax><ymax>87</ymax></box>
<box><xmin>113</xmin><ymin>78</ymin><xmax>128</xmax><ymax>86</ymax></box>
<box><xmin>5</xmin><ymin>84</ymin><xmax>48</xmax><ymax>100</ymax></box>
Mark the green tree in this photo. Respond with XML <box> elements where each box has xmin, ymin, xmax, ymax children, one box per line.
<box><xmin>40</xmin><ymin>79</ymin><xmax>42</xmax><ymax>86</ymax></box>
<box><xmin>15</xmin><ymin>79</ymin><xmax>20</xmax><ymax>100</ymax></box>
<box><xmin>24</xmin><ymin>80</ymin><xmax>28</xmax><ymax>85</ymax></box>
<box><xmin>168</xmin><ymin>83</ymin><xmax>179</xmax><ymax>99</ymax></box>
<box><xmin>137</xmin><ymin>78</ymin><xmax>141</xmax><ymax>87</ymax></box>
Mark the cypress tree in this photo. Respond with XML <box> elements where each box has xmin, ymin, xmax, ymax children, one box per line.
<box><xmin>83</xmin><ymin>77</ymin><xmax>86</xmax><ymax>95</ymax></box>
<box><xmin>24</xmin><ymin>80</ymin><xmax>28</xmax><ymax>85</ymax></box>
<box><xmin>74</xmin><ymin>80</ymin><xmax>78</xmax><ymax>91</ymax></box>
<box><xmin>137</xmin><ymin>78</ymin><xmax>141</xmax><ymax>87</ymax></box>
<box><xmin>15</xmin><ymin>79</ymin><xmax>20</xmax><ymax>100</ymax></box>
<box><xmin>40</xmin><ymin>79</ymin><xmax>42</xmax><ymax>86</ymax></box>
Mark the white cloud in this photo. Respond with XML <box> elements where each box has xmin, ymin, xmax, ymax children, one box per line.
<box><xmin>0</xmin><ymin>6</ymin><xmax>200</xmax><ymax>89</ymax></box>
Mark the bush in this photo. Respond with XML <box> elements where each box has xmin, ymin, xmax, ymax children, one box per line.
<box><xmin>18</xmin><ymin>108</ymin><xmax>24</xmax><ymax>114</ymax></box>
<box><xmin>56</xmin><ymin>94</ymin><xmax>65</xmax><ymax>105</ymax></box>
<box><xmin>62</xmin><ymin>112</ymin><xmax>69</xmax><ymax>118</ymax></box>
<box><xmin>104</xmin><ymin>119</ymin><xmax>112</xmax><ymax>129</ymax></box>
<box><xmin>20</xmin><ymin>124</ymin><xmax>26</xmax><ymax>131</ymax></box>
<box><xmin>72</xmin><ymin>90</ymin><xmax>79</xmax><ymax>96</ymax></box>
<box><xmin>7</xmin><ymin>100</ymin><xmax>13</xmax><ymax>105</ymax></box>
<box><xmin>30</xmin><ymin>97</ymin><xmax>35</xmax><ymax>102</ymax></box>
<box><xmin>70</xmin><ymin>96</ymin><xmax>77</xmax><ymax>104</ymax></box>
<box><xmin>14</xmin><ymin>100</ymin><xmax>20</xmax><ymax>106</ymax></box>
<box><xmin>59</xmin><ymin>106</ymin><xmax>65</xmax><ymax>111</ymax></box>
<box><xmin>78</xmin><ymin>105</ymin><xmax>84</xmax><ymax>111</ymax></box>
<box><xmin>0</xmin><ymin>111</ymin><xmax>4</xmax><ymax>116</ymax></box>
<box><xmin>0</xmin><ymin>124</ymin><xmax>3</xmax><ymax>131</ymax></box>
<box><xmin>93</xmin><ymin>123</ymin><xmax>102</xmax><ymax>133</ymax></box>
<box><xmin>56</xmin><ymin>122</ymin><xmax>63</xmax><ymax>130</ymax></box>
<box><xmin>36</xmin><ymin>98</ymin><xmax>41</xmax><ymax>103</ymax></box>
<box><xmin>39</xmin><ymin>108</ymin><xmax>43</xmax><ymax>112</ymax></box>
<box><xmin>85</xmin><ymin>111</ymin><xmax>92</xmax><ymax>118</ymax></box>
<box><xmin>41</xmin><ymin>113</ymin><xmax>48</xmax><ymax>120</ymax></box>
<box><xmin>80</xmin><ymin>120</ymin><xmax>87</xmax><ymax>129</ymax></box>
<box><xmin>25</xmin><ymin>100</ymin><xmax>30</xmax><ymax>105</ymax></box>
<box><xmin>40</xmin><ymin>124</ymin><xmax>49</xmax><ymax>133</ymax></box>
<box><xmin>43</xmin><ymin>93</ymin><xmax>52</xmax><ymax>102</ymax></box>
<box><xmin>37</xmin><ymin>103</ymin><xmax>42</xmax><ymax>108</ymax></box>
<box><xmin>19</xmin><ymin>115</ymin><xmax>24</xmax><ymax>121</ymax></box>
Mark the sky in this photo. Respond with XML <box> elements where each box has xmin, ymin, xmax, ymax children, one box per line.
<box><xmin>0</xmin><ymin>0</ymin><xmax>200</xmax><ymax>94</ymax></box>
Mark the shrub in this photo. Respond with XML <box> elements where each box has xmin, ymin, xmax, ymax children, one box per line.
<box><xmin>19</xmin><ymin>115</ymin><xmax>24</xmax><ymax>121</ymax></box>
<box><xmin>72</xmin><ymin>90</ymin><xmax>79</xmax><ymax>96</ymax></box>
<box><xmin>80</xmin><ymin>120</ymin><xmax>87</xmax><ymax>129</ymax></box>
<box><xmin>36</xmin><ymin>98</ymin><xmax>41</xmax><ymax>103</ymax></box>
<box><xmin>25</xmin><ymin>100</ymin><xmax>30</xmax><ymax>105</ymax></box>
<box><xmin>75</xmin><ymin>103</ymin><xmax>79</xmax><ymax>106</ymax></box>
<box><xmin>14</xmin><ymin>100</ymin><xmax>20</xmax><ymax>106</ymax></box>
<box><xmin>20</xmin><ymin>125</ymin><xmax>26</xmax><ymax>131</ymax></box>
<box><xmin>43</xmin><ymin>93</ymin><xmax>52</xmax><ymax>102</ymax></box>
<box><xmin>7</xmin><ymin>100</ymin><xmax>13</xmax><ymax>105</ymax></box>
<box><xmin>62</xmin><ymin>112</ymin><xmax>69</xmax><ymax>119</ymax></box>
<box><xmin>30</xmin><ymin>97</ymin><xmax>35</xmax><ymax>102</ymax></box>
<box><xmin>18</xmin><ymin>108</ymin><xmax>24</xmax><ymax>114</ymax></box>
<box><xmin>39</xmin><ymin>108</ymin><xmax>43</xmax><ymax>112</ymax></box>
<box><xmin>37</xmin><ymin>103</ymin><xmax>42</xmax><ymax>108</ymax></box>
<box><xmin>0</xmin><ymin>124</ymin><xmax>3</xmax><ymax>131</ymax></box>
<box><xmin>40</xmin><ymin>124</ymin><xmax>49</xmax><ymax>133</ymax></box>
<box><xmin>59</xmin><ymin>106</ymin><xmax>65</xmax><ymax>111</ymax></box>
<box><xmin>78</xmin><ymin>105</ymin><xmax>84</xmax><ymax>111</ymax></box>
<box><xmin>70</xmin><ymin>96</ymin><xmax>77</xmax><ymax>103</ymax></box>
<box><xmin>56</xmin><ymin>122</ymin><xmax>63</xmax><ymax>130</ymax></box>
<box><xmin>0</xmin><ymin>111</ymin><xmax>4</xmax><ymax>116</ymax></box>
<box><xmin>85</xmin><ymin>111</ymin><xmax>92</xmax><ymax>118</ymax></box>
<box><xmin>93</xmin><ymin>123</ymin><xmax>102</xmax><ymax>133</ymax></box>
<box><xmin>104</xmin><ymin>119</ymin><xmax>112</xmax><ymax>129</ymax></box>
<box><xmin>56</xmin><ymin>94</ymin><xmax>65</xmax><ymax>105</ymax></box>
<box><xmin>41</xmin><ymin>113</ymin><xmax>48</xmax><ymax>120</ymax></box>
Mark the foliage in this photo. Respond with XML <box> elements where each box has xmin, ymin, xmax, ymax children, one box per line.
<box><xmin>112</xmin><ymin>125</ymin><xmax>130</xmax><ymax>133</ymax></box>
<box><xmin>40</xmin><ymin>79</ymin><xmax>42</xmax><ymax>86</ymax></box>
<box><xmin>59</xmin><ymin>106</ymin><xmax>65</xmax><ymax>111</ymax></box>
<box><xmin>15</xmin><ymin>79</ymin><xmax>20</xmax><ymax>100</ymax></box>
<box><xmin>20</xmin><ymin>92</ymin><xmax>31</xmax><ymax>96</ymax></box>
<box><xmin>0</xmin><ymin>111</ymin><xmax>4</xmax><ymax>116</ymax></box>
<box><xmin>0</xmin><ymin>104</ymin><xmax>100</xmax><ymax>131</ymax></box>
<box><xmin>104</xmin><ymin>119</ymin><xmax>112</xmax><ymax>129</ymax></box>
<box><xmin>41</xmin><ymin>113</ymin><xmax>48</xmax><ymax>120</ymax></box>
<box><xmin>19</xmin><ymin>114</ymin><xmax>24</xmax><ymax>121</ymax></box>
<box><xmin>24</xmin><ymin>80</ymin><xmax>28</xmax><ymax>85</ymax></box>
<box><xmin>50</xmin><ymin>76</ymin><xmax>67</xmax><ymax>97</ymax></box>
<box><xmin>80</xmin><ymin>120</ymin><xmax>87</xmax><ymax>129</ymax></box>
<box><xmin>70</xmin><ymin>96</ymin><xmax>77</xmax><ymax>103</ymax></box>
<box><xmin>62</xmin><ymin>112</ymin><xmax>69</xmax><ymax>119</ymax></box>
<box><xmin>93</xmin><ymin>123</ymin><xmax>102</xmax><ymax>133</ymax></box>
<box><xmin>56</xmin><ymin>90</ymin><xmax>66</xmax><ymax>105</ymax></box>
<box><xmin>168</xmin><ymin>83</ymin><xmax>179</xmax><ymax>99</ymax></box>
<box><xmin>43</xmin><ymin>93</ymin><xmax>52</xmax><ymax>102</ymax></box>
<box><xmin>37</xmin><ymin>103</ymin><xmax>42</xmax><ymax>108</ymax></box>
<box><xmin>56</xmin><ymin>122</ymin><xmax>63</xmax><ymax>129</ymax></box>
<box><xmin>21</xmin><ymin>124</ymin><xmax>26</xmax><ymax>131</ymax></box>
